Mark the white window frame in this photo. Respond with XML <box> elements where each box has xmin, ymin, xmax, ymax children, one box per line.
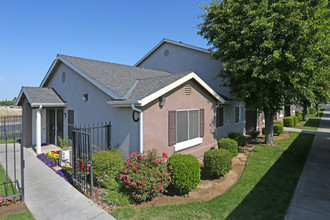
<box><xmin>174</xmin><ymin>109</ymin><xmax>202</xmax><ymax>151</ymax></box>
<box><xmin>216</xmin><ymin>106</ymin><xmax>225</xmax><ymax>128</ymax></box>
<box><xmin>235</xmin><ymin>105</ymin><xmax>244</xmax><ymax>124</ymax></box>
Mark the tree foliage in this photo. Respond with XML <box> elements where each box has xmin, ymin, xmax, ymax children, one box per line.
<box><xmin>198</xmin><ymin>0</ymin><xmax>329</xmax><ymax>144</ymax></box>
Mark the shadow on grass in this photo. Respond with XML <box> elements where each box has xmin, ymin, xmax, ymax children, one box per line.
<box><xmin>303</xmin><ymin>118</ymin><xmax>321</xmax><ymax>128</ymax></box>
<box><xmin>226</xmin><ymin>132</ymin><xmax>315</xmax><ymax>220</ymax></box>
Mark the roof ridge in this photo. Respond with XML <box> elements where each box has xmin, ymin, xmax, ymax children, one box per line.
<box><xmin>137</xmin><ymin>71</ymin><xmax>192</xmax><ymax>80</ymax></box>
<box><xmin>58</xmin><ymin>54</ymin><xmax>171</xmax><ymax>75</ymax></box>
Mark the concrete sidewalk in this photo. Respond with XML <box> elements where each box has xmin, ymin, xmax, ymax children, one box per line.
<box><xmin>0</xmin><ymin>144</ymin><xmax>116</xmax><ymax>220</ymax></box>
<box><xmin>285</xmin><ymin>108</ymin><xmax>330</xmax><ymax>220</ymax></box>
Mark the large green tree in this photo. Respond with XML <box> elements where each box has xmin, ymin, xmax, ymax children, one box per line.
<box><xmin>198</xmin><ymin>0</ymin><xmax>329</xmax><ymax>144</ymax></box>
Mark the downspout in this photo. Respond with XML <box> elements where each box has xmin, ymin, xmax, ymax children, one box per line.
<box><xmin>131</xmin><ymin>104</ymin><xmax>143</xmax><ymax>154</ymax></box>
<box><xmin>36</xmin><ymin>105</ymin><xmax>42</xmax><ymax>154</ymax></box>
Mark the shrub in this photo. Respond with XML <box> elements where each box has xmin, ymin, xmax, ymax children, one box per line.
<box><xmin>167</xmin><ymin>154</ymin><xmax>200</xmax><ymax>195</ymax></box>
<box><xmin>293</xmin><ymin>116</ymin><xmax>299</xmax><ymax>126</ymax></box>
<box><xmin>273</xmin><ymin>120</ymin><xmax>284</xmax><ymax>135</ymax></box>
<box><xmin>308</xmin><ymin>107</ymin><xmax>316</xmax><ymax>114</ymax></box>
<box><xmin>250</xmin><ymin>130</ymin><xmax>260</xmax><ymax>139</ymax></box>
<box><xmin>217</xmin><ymin>138</ymin><xmax>238</xmax><ymax>157</ymax></box>
<box><xmin>120</xmin><ymin>151</ymin><xmax>171</xmax><ymax>202</ymax></box>
<box><xmin>283</xmin><ymin>116</ymin><xmax>294</xmax><ymax>127</ymax></box>
<box><xmin>227</xmin><ymin>132</ymin><xmax>247</xmax><ymax>146</ymax></box>
<box><xmin>297</xmin><ymin>114</ymin><xmax>303</xmax><ymax>121</ymax></box>
<box><xmin>93</xmin><ymin>149</ymin><xmax>124</xmax><ymax>183</ymax></box>
<box><xmin>97</xmin><ymin>172</ymin><xmax>132</xmax><ymax>206</ymax></box>
<box><xmin>295</xmin><ymin>110</ymin><xmax>303</xmax><ymax>117</ymax></box>
<box><xmin>203</xmin><ymin>149</ymin><xmax>232</xmax><ymax>178</ymax></box>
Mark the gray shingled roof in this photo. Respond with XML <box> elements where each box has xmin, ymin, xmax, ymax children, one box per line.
<box><xmin>22</xmin><ymin>87</ymin><xmax>65</xmax><ymax>107</ymax></box>
<box><xmin>127</xmin><ymin>72</ymin><xmax>191</xmax><ymax>101</ymax></box>
<box><xmin>60</xmin><ymin>55</ymin><xmax>171</xmax><ymax>99</ymax></box>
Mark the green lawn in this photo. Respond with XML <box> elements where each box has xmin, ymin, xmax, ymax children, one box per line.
<box><xmin>111</xmin><ymin>132</ymin><xmax>315</xmax><ymax>220</ymax></box>
<box><xmin>295</xmin><ymin>112</ymin><xmax>323</xmax><ymax>131</ymax></box>
<box><xmin>0</xmin><ymin>211</ymin><xmax>34</xmax><ymax>220</ymax></box>
<box><xmin>0</xmin><ymin>163</ymin><xmax>34</xmax><ymax>219</ymax></box>
<box><xmin>0</xmin><ymin>164</ymin><xmax>14</xmax><ymax>197</ymax></box>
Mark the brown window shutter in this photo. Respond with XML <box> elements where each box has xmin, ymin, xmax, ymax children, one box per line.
<box><xmin>200</xmin><ymin>109</ymin><xmax>204</xmax><ymax>137</ymax></box>
<box><xmin>168</xmin><ymin>111</ymin><xmax>176</xmax><ymax>146</ymax></box>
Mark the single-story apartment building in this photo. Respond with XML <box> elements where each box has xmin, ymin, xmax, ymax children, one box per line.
<box><xmin>17</xmin><ymin>54</ymin><xmax>229</xmax><ymax>158</ymax></box>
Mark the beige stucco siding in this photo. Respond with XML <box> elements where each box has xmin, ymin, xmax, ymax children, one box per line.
<box><xmin>142</xmin><ymin>79</ymin><xmax>217</xmax><ymax>158</ymax></box>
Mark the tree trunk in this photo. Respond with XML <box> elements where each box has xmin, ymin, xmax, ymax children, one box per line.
<box><xmin>264</xmin><ymin>112</ymin><xmax>274</xmax><ymax>145</ymax></box>
<box><xmin>302</xmin><ymin>103</ymin><xmax>308</xmax><ymax>121</ymax></box>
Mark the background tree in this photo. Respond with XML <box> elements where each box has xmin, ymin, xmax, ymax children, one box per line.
<box><xmin>198</xmin><ymin>0</ymin><xmax>329</xmax><ymax>144</ymax></box>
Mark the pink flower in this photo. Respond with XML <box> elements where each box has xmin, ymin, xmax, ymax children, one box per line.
<box><xmin>169</xmin><ymin>166</ymin><xmax>173</xmax><ymax>170</ymax></box>
<box><xmin>162</xmin><ymin>152</ymin><xmax>168</xmax><ymax>159</ymax></box>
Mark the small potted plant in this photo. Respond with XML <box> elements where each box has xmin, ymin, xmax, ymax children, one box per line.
<box><xmin>58</xmin><ymin>136</ymin><xmax>72</xmax><ymax>166</ymax></box>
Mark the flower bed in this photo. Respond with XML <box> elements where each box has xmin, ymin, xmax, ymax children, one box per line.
<box><xmin>37</xmin><ymin>151</ymin><xmax>59</xmax><ymax>167</ymax></box>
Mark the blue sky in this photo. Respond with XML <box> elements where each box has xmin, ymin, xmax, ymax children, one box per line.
<box><xmin>0</xmin><ymin>0</ymin><xmax>212</xmax><ymax>101</ymax></box>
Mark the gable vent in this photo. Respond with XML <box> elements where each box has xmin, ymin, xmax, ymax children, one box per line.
<box><xmin>184</xmin><ymin>85</ymin><xmax>191</xmax><ymax>95</ymax></box>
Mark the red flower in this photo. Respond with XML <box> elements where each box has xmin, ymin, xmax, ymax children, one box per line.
<box><xmin>130</xmin><ymin>152</ymin><xmax>136</xmax><ymax>158</ymax></box>
<box><xmin>137</xmin><ymin>155</ymin><xmax>143</xmax><ymax>161</ymax></box>
<box><xmin>169</xmin><ymin>166</ymin><xmax>173</xmax><ymax>170</ymax></box>
<box><xmin>162</xmin><ymin>152</ymin><xmax>168</xmax><ymax>159</ymax></box>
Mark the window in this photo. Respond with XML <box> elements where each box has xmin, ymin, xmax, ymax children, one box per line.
<box><xmin>168</xmin><ymin>109</ymin><xmax>204</xmax><ymax>150</ymax></box>
<box><xmin>235</xmin><ymin>106</ymin><xmax>244</xmax><ymax>123</ymax></box>
<box><xmin>216</xmin><ymin>106</ymin><xmax>224</xmax><ymax>127</ymax></box>
<box><xmin>177</xmin><ymin>110</ymin><xmax>199</xmax><ymax>143</ymax></box>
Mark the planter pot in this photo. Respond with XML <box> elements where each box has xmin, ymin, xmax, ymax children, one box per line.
<box><xmin>59</xmin><ymin>147</ymin><xmax>72</xmax><ymax>166</ymax></box>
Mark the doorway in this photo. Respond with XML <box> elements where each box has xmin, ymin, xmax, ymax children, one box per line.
<box><xmin>46</xmin><ymin>109</ymin><xmax>64</xmax><ymax>145</ymax></box>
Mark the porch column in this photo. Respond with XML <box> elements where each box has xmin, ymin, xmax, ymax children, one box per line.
<box><xmin>36</xmin><ymin>105</ymin><xmax>42</xmax><ymax>154</ymax></box>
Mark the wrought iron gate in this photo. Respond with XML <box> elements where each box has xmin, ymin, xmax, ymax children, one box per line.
<box><xmin>0</xmin><ymin>115</ymin><xmax>24</xmax><ymax>205</ymax></box>
<box><xmin>72</xmin><ymin>128</ymin><xmax>93</xmax><ymax>196</ymax></box>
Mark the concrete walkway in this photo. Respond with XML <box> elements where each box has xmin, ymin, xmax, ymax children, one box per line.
<box><xmin>0</xmin><ymin>144</ymin><xmax>116</xmax><ymax>220</ymax></box>
<box><xmin>285</xmin><ymin>108</ymin><xmax>330</xmax><ymax>220</ymax></box>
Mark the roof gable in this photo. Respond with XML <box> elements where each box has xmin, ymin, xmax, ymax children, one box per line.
<box><xmin>16</xmin><ymin>87</ymin><xmax>66</xmax><ymax>107</ymax></box>
<box><xmin>135</xmin><ymin>38</ymin><xmax>211</xmax><ymax>67</ymax></box>
<box><xmin>40</xmin><ymin>55</ymin><xmax>171</xmax><ymax>100</ymax></box>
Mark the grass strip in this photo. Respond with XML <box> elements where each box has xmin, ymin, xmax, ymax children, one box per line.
<box><xmin>0</xmin><ymin>211</ymin><xmax>34</xmax><ymax>220</ymax></box>
<box><xmin>111</xmin><ymin>132</ymin><xmax>315</xmax><ymax>220</ymax></box>
<box><xmin>295</xmin><ymin>112</ymin><xmax>323</xmax><ymax>131</ymax></box>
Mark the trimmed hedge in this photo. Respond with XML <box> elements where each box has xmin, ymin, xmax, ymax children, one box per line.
<box><xmin>297</xmin><ymin>114</ymin><xmax>303</xmax><ymax>121</ymax></box>
<box><xmin>273</xmin><ymin>120</ymin><xmax>284</xmax><ymax>135</ymax></box>
<box><xmin>167</xmin><ymin>154</ymin><xmax>200</xmax><ymax>195</ymax></box>
<box><xmin>203</xmin><ymin>149</ymin><xmax>232</xmax><ymax>178</ymax></box>
<box><xmin>308</xmin><ymin>107</ymin><xmax>316</xmax><ymax>114</ymax></box>
<box><xmin>217</xmin><ymin>138</ymin><xmax>238</xmax><ymax>157</ymax></box>
<box><xmin>283</xmin><ymin>116</ymin><xmax>295</xmax><ymax>127</ymax></box>
<box><xmin>295</xmin><ymin>110</ymin><xmax>303</xmax><ymax>116</ymax></box>
<box><xmin>93</xmin><ymin>149</ymin><xmax>124</xmax><ymax>181</ymax></box>
<box><xmin>227</xmin><ymin>132</ymin><xmax>247</xmax><ymax>146</ymax></box>
<box><xmin>293</xmin><ymin>116</ymin><xmax>299</xmax><ymax>126</ymax></box>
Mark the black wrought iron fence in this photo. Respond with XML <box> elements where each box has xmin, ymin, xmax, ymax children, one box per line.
<box><xmin>72</xmin><ymin>122</ymin><xmax>111</xmax><ymax>151</ymax></box>
<box><xmin>0</xmin><ymin>115</ymin><xmax>24</xmax><ymax>205</ymax></box>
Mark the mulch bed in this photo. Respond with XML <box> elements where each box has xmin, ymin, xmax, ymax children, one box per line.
<box><xmin>0</xmin><ymin>198</ymin><xmax>29</xmax><ymax>217</ymax></box>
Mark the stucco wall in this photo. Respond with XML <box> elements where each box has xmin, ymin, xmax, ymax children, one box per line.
<box><xmin>45</xmin><ymin>62</ymin><xmax>139</xmax><ymax>157</ymax></box>
<box><xmin>215</xmin><ymin>102</ymin><xmax>246</xmax><ymax>140</ymax></box>
<box><xmin>142</xmin><ymin>80</ymin><xmax>217</xmax><ymax>158</ymax></box>
<box><xmin>22</xmin><ymin>98</ymin><xmax>32</xmax><ymax>146</ymax></box>
<box><xmin>137</xmin><ymin>42</ymin><xmax>231</xmax><ymax>98</ymax></box>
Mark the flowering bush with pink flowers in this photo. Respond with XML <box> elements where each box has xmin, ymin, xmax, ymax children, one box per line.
<box><xmin>120</xmin><ymin>149</ymin><xmax>171</xmax><ymax>203</ymax></box>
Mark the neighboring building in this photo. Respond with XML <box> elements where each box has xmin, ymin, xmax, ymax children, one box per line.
<box><xmin>135</xmin><ymin>39</ymin><xmax>245</xmax><ymax>139</ymax></box>
<box><xmin>17</xmin><ymin>55</ymin><xmax>225</xmax><ymax>158</ymax></box>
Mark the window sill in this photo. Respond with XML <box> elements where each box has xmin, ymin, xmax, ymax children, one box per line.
<box><xmin>174</xmin><ymin>137</ymin><xmax>203</xmax><ymax>152</ymax></box>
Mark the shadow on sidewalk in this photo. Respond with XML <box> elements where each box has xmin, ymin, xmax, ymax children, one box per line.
<box><xmin>226</xmin><ymin>133</ymin><xmax>315</xmax><ymax>220</ymax></box>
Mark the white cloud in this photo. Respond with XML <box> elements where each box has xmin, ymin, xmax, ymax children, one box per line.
<box><xmin>0</xmin><ymin>76</ymin><xmax>4</xmax><ymax>83</ymax></box>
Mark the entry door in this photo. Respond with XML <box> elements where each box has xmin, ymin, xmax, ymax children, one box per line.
<box><xmin>57</xmin><ymin>109</ymin><xmax>64</xmax><ymax>140</ymax></box>
<box><xmin>48</xmin><ymin>110</ymin><xmax>56</xmax><ymax>145</ymax></box>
